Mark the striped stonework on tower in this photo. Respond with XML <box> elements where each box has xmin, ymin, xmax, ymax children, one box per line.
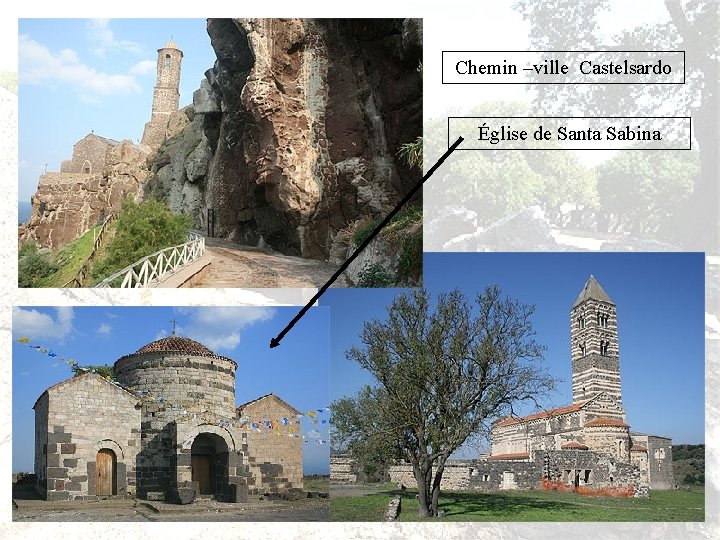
<box><xmin>570</xmin><ymin>275</ymin><xmax>622</xmax><ymax>405</ymax></box>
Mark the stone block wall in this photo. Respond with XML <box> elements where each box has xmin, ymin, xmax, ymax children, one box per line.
<box><xmin>388</xmin><ymin>463</ymin><xmax>474</xmax><ymax>491</ymax></box>
<box><xmin>59</xmin><ymin>135</ymin><xmax>116</xmax><ymax>175</ymax></box>
<box><xmin>174</xmin><ymin>421</ymin><xmax>248</xmax><ymax>503</ymax></box>
<box><xmin>33</xmin><ymin>394</ymin><xmax>49</xmax><ymax>494</ymax></box>
<box><xmin>468</xmin><ymin>459</ymin><xmax>543</xmax><ymax>490</ymax></box>
<box><xmin>114</xmin><ymin>352</ymin><xmax>237</xmax><ymax>417</ymax></box>
<box><xmin>330</xmin><ymin>455</ymin><xmax>358</xmax><ymax>484</ymax></box>
<box><xmin>388</xmin><ymin>451</ymin><xmax>642</xmax><ymax>494</ymax></box>
<box><xmin>34</xmin><ymin>374</ymin><xmax>141</xmax><ymax>500</ymax></box>
<box><xmin>389</xmin><ymin>459</ymin><xmax>543</xmax><ymax>491</ymax></box>
<box><xmin>542</xmin><ymin>450</ymin><xmax>640</xmax><ymax>489</ymax></box>
<box><xmin>238</xmin><ymin>395</ymin><xmax>304</xmax><ymax>492</ymax></box>
<box><xmin>645</xmin><ymin>435</ymin><xmax>674</xmax><ymax>489</ymax></box>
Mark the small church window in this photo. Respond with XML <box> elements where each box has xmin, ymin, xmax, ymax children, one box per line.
<box><xmin>578</xmin><ymin>316</ymin><xmax>585</xmax><ymax>329</ymax></box>
<box><xmin>600</xmin><ymin>341</ymin><xmax>609</xmax><ymax>355</ymax></box>
<box><xmin>584</xmin><ymin>470</ymin><xmax>591</xmax><ymax>484</ymax></box>
<box><xmin>164</xmin><ymin>54</ymin><xmax>172</xmax><ymax>69</ymax></box>
<box><xmin>483</xmin><ymin>474</ymin><xmax>489</xmax><ymax>482</ymax></box>
<box><xmin>579</xmin><ymin>343</ymin><xmax>586</xmax><ymax>356</ymax></box>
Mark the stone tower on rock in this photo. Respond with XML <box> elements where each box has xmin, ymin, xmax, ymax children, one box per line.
<box><xmin>141</xmin><ymin>40</ymin><xmax>183</xmax><ymax>148</ymax></box>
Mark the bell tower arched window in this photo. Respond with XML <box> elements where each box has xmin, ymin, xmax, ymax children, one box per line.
<box><xmin>164</xmin><ymin>54</ymin><xmax>172</xmax><ymax>70</ymax></box>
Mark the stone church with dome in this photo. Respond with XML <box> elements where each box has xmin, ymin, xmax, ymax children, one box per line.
<box><xmin>33</xmin><ymin>335</ymin><xmax>304</xmax><ymax>503</ymax></box>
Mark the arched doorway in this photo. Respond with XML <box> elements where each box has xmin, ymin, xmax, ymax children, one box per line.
<box><xmin>96</xmin><ymin>448</ymin><xmax>117</xmax><ymax>496</ymax></box>
<box><xmin>191</xmin><ymin>433</ymin><xmax>229</xmax><ymax>497</ymax></box>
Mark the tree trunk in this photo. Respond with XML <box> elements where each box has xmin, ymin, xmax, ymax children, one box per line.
<box><xmin>413</xmin><ymin>461</ymin><xmax>433</xmax><ymax>517</ymax></box>
<box><xmin>430</xmin><ymin>455</ymin><xmax>449</xmax><ymax>516</ymax></box>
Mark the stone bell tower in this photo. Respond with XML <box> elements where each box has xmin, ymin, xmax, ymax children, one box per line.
<box><xmin>141</xmin><ymin>39</ymin><xmax>183</xmax><ymax>148</ymax></box>
<box><xmin>570</xmin><ymin>275</ymin><xmax>622</xmax><ymax>405</ymax></box>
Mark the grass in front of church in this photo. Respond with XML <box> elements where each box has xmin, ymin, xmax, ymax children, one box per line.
<box><xmin>330</xmin><ymin>492</ymin><xmax>394</xmax><ymax>521</ymax></box>
<box><xmin>330</xmin><ymin>486</ymin><xmax>704</xmax><ymax>521</ymax></box>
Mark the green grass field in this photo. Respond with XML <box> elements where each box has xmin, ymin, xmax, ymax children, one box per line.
<box><xmin>331</xmin><ymin>487</ymin><xmax>704</xmax><ymax>522</ymax></box>
<box><xmin>330</xmin><ymin>492</ymin><xmax>394</xmax><ymax>522</ymax></box>
<box><xmin>304</xmin><ymin>476</ymin><xmax>330</xmax><ymax>493</ymax></box>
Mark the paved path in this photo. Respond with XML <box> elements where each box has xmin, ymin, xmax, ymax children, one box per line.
<box><xmin>13</xmin><ymin>496</ymin><xmax>329</xmax><ymax>522</ymax></box>
<box><xmin>193</xmin><ymin>238</ymin><xmax>347</xmax><ymax>288</ymax></box>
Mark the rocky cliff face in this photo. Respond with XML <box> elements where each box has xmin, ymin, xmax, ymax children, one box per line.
<box><xmin>20</xmin><ymin>141</ymin><xmax>149</xmax><ymax>249</ymax></box>
<box><xmin>146</xmin><ymin>18</ymin><xmax>422</xmax><ymax>259</ymax></box>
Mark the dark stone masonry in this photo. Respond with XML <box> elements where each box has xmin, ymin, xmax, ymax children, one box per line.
<box><xmin>34</xmin><ymin>335</ymin><xmax>304</xmax><ymax>502</ymax></box>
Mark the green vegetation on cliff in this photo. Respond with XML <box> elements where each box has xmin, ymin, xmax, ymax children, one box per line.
<box><xmin>18</xmin><ymin>225</ymin><xmax>102</xmax><ymax>288</ymax></box>
<box><xmin>91</xmin><ymin>198</ymin><xmax>193</xmax><ymax>283</ymax></box>
<box><xmin>352</xmin><ymin>204</ymin><xmax>422</xmax><ymax>287</ymax></box>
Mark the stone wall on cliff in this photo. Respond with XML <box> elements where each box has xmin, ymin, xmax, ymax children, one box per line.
<box><xmin>20</xmin><ymin>141</ymin><xmax>149</xmax><ymax>249</ymax></box>
<box><xmin>146</xmin><ymin>18</ymin><xmax>423</xmax><ymax>260</ymax></box>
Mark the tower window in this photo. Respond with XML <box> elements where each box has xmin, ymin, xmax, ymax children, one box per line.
<box><xmin>600</xmin><ymin>341</ymin><xmax>609</xmax><ymax>355</ymax></box>
<box><xmin>164</xmin><ymin>54</ymin><xmax>172</xmax><ymax>69</ymax></box>
<box><xmin>579</xmin><ymin>343</ymin><xmax>586</xmax><ymax>356</ymax></box>
<box><xmin>578</xmin><ymin>316</ymin><xmax>585</xmax><ymax>329</ymax></box>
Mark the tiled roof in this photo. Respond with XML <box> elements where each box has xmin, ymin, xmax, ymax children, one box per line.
<box><xmin>494</xmin><ymin>402</ymin><xmax>586</xmax><ymax>428</ymax></box>
<box><xmin>573</xmin><ymin>274</ymin><xmax>614</xmax><ymax>308</ymax></box>
<box><xmin>584</xmin><ymin>417</ymin><xmax>630</xmax><ymax>428</ymax></box>
<box><xmin>488</xmin><ymin>452</ymin><xmax>530</xmax><ymax>460</ymax></box>
<box><xmin>135</xmin><ymin>336</ymin><xmax>216</xmax><ymax>357</ymax></box>
<box><xmin>561</xmin><ymin>441</ymin><xmax>589</xmax><ymax>450</ymax></box>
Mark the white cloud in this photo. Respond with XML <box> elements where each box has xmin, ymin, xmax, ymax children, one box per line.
<box><xmin>19</xmin><ymin>34</ymin><xmax>141</xmax><ymax>96</ymax></box>
<box><xmin>86</xmin><ymin>19</ymin><xmax>144</xmax><ymax>58</ymax></box>
<box><xmin>307</xmin><ymin>429</ymin><xmax>321</xmax><ymax>439</ymax></box>
<box><xmin>177</xmin><ymin>307</ymin><xmax>275</xmax><ymax>352</ymax></box>
<box><xmin>13</xmin><ymin>307</ymin><xmax>74</xmax><ymax>340</ymax></box>
<box><xmin>129</xmin><ymin>60</ymin><xmax>155</xmax><ymax>75</ymax></box>
<box><xmin>97</xmin><ymin>322</ymin><xmax>112</xmax><ymax>335</ymax></box>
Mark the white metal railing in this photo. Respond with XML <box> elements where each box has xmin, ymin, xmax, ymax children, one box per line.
<box><xmin>95</xmin><ymin>231</ymin><xmax>205</xmax><ymax>288</ymax></box>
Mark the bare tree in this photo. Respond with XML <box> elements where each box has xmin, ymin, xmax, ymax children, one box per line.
<box><xmin>331</xmin><ymin>287</ymin><xmax>555</xmax><ymax>518</ymax></box>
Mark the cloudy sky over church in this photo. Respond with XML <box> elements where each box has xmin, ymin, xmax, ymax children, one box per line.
<box><xmin>12</xmin><ymin>306</ymin><xmax>331</xmax><ymax>474</ymax></box>
<box><xmin>18</xmin><ymin>19</ymin><xmax>216</xmax><ymax>202</ymax></box>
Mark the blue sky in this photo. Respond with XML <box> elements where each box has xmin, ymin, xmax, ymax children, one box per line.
<box><xmin>18</xmin><ymin>18</ymin><xmax>217</xmax><ymax>203</ymax></box>
<box><xmin>324</xmin><ymin>252</ymin><xmax>705</xmax><ymax>456</ymax></box>
<box><xmin>12</xmin><ymin>306</ymin><xmax>330</xmax><ymax>474</ymax></box>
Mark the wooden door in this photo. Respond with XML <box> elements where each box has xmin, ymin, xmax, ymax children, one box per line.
<box><xmin>192</xmin><ymin>455</ymin><xmax>212</xmax><ymax>494</ymax></box>
<box><xmin>96</xmin><ymin>449</ymin><xmax>116</xmax><ymax>496</ymax></box>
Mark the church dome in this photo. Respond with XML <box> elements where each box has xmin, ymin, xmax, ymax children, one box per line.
<box><xmin>134</xmin><ymin>336</ymin><xmax>216</xmax><ymax>357</ymax></box>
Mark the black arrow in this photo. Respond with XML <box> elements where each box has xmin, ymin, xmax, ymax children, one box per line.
<box><xmin>270</xmin><ymin>136</ymin><xmax>464</xmax><ymax>348</ymax></box>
